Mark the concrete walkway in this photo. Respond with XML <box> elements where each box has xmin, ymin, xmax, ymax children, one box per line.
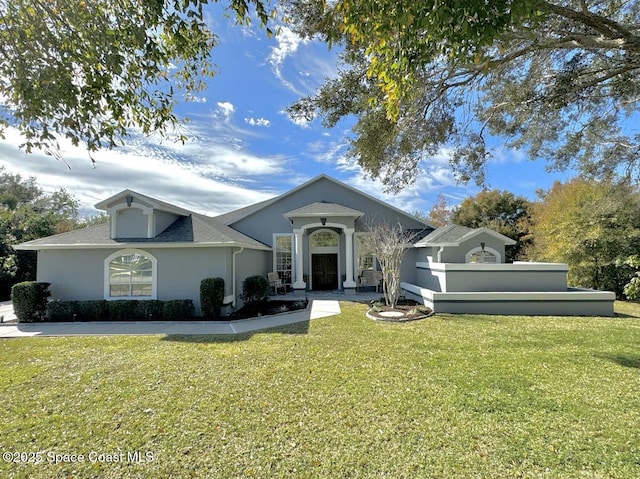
<box><xmin>0</xmin><ymin>300</ymin><xmax>16</xmax><ymax>323</ymax></box>
<box><xmin>0</xmin><ymin>300</ymin><xmax>342</xmax><ymax>338</ymax></box>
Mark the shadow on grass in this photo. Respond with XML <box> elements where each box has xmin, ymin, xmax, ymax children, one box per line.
<box><xmin>160</xmin><ymin>320</ymin><xmax>310</xmax><ymax>343</ymax></box>
<box><xmin>595</xmin><ymin>353</ymin><xmax>640</xmax><ymax>370</ymax></box>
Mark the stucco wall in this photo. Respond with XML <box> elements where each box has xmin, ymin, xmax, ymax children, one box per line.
<box><xmin>115</xmin><ymin>208</ymin><xmax>147</xmax><ymax>238</ymax></box>
<box><xmin>36</xmin><ymin>247</ymin><xmax>270</xmax><ymax>316</ymax></box>
<box><xmin>437</xmin><ymin>233</ymin><xmax>507</xmax><ymax>263</ymax></box>
<box><xmin>402</xmin><ymin>283</ymin><xmax>615</xmax><ymax>316</ymax></box>
<box><xmin>231</xmin><ymin>177</ymin><xmax>429</xmax><ymax>246</ymax></box>
<box><xmin>38</xmin><ymin>249</ymin><xmax>110</xmax><ymax>302</ymax></box>
<box><xmin>416</xmin><ymin>261</ymin><xmax>569</xmax><ymax>292</ymax></box>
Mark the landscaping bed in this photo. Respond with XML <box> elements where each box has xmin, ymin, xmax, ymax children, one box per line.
<box><xmin>367</xmin><ymin>299</ymin><xmax>433</xmax><ymax>322</ymax></box>
<box><xmin>227</xmin><ymin>299</ymin><xmax>309</xmax><ymax>320</ymax></box>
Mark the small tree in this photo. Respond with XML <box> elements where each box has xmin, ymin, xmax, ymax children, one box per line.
<box><xmin>363</xmin><ymin>220</ymin><xmax>420</xmax><ymax>309</ymax></box>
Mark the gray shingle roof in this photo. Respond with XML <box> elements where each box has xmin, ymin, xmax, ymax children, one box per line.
<box><xmin>414</xmin><ymin>224</ymin><xmax>517</xmax><ymax>247</ymax></box>
<box><xmin>15</xmin><ymin>214</ymin><xmax>269</xmax><ymax>250</ymax></box>
<box><xmin>417</xmin><ymin>225</ymin><xmax>475</xmax><ymax>245</ymax></box>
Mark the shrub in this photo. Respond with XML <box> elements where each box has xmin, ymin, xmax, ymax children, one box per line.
<box><xmin>47</xmin><ymin>300</ymin><xmax>78</xmax><ymax>322</ymax></box>
<box><xmin>11</xmin><ymin>281</ymin><xmax>51</xmax><ymax>323</ymax></box>
<box><xmin>200</xmin><ymin>277</ymin><xmax>225</xmax><ymax>319</ymax></box>
<box><xmin>163</xmin><ymin>300</ymin><xmax>194</xmax><ymax>320</ymax></box>
<box><xmin>240</xmin><ymin>275</ymin><xmax>270</xmax><ymax>306</ymax></box>
<box><xmin>138</xmin><ymin>300</ymin><xmax>164</xmax><ymax>320</ymax></box>
<box><xmin>108</xmin><ymin>300</ymin><xmax>144</xmax><ymax>321</ymax></box>
<box><xmin>77</xmin><ymin>300</ymin><xmax>109</xmax><ymax>321</ymax></box>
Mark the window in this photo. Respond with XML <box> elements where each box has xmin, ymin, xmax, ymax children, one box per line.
<box><xmin>356</xmin><ymin>234</ymin><xmax>376</xmax><ymax>273</ymax></box>
<box><xmin>274</xmin><ymin>234</ymin><xmax>293</xmax><ymax>284</ymax></box>
<box><xmin>106</xmin><ymin>250</ymin><xmax>156</xmax><ymax>298</ymax></box>
<box><xmin>310</xmin><ymin>230</ymin><xmax>338</xmax><ymax>248</ymax></box>
<box><xmin>467</xmin><ymin>248</ymin><xmax>499</xmax><ymax>264</ymax></box>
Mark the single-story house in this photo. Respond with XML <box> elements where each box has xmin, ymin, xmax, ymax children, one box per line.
<box><xmin>15</xmin><ymin>174</ymin><xmax>615</xmax><ymax>316</ymax></box>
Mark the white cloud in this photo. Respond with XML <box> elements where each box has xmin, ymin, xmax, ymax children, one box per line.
<box><xmin>267</xmin><ymin>26</ymin><xmax>311</xmax><ymax>94</ymax></box>
<box><xmin>216</xmin><ymin>101</ymin><xmax>235</xmax><ymax>118</ymax></box>
<box><xmin>244</xmin><ymin>117</ymin><xmax>271</xmax><ymax>127</ymax></box>
<box><xmin>0</xmin><ymin>126</ymin><xmax>281</xmax><ymax>217</ymax></box>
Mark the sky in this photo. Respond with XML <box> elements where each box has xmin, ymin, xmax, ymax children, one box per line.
<box><xmin>0</xmin><ymin>4</ymin><xmax>575</xmax><ymax>218</ymax></box>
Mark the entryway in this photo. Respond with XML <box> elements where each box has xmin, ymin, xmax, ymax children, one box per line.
<box><xmin>312</xmin><ymin>254</ymin><xmax>338</xmax><ymax>290</ymax></box>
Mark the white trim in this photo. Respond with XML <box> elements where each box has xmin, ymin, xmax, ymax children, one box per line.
<box><xmin>104</xmin><ymin>249</ymin><xmax>158</xmax><ymax>300</ymax></box>
<box><xmin>273</xmin><ymin>233</ymin><xmax>294</xmax><ymax>287</ymax></box>
<box><xmin>417</xmin><ymin>261</ymin><xmax>569</xmax><ymax>272</ymax></box>
<box><xmin>15</xmin><ymin>242</ymin><xmax>271</xmax><ymax>251</ymax></box>
<box><xmin>465</xmin><ymin>246</ymin><xmax>501</xmax><ymax>264</ymax></box>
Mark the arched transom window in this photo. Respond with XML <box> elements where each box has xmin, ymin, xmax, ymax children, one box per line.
<box><xmin>466</xmin><ymin>246</ymin><xmax>500</xmax><ymax>264</ymax></box>
<box><xmin>106</xmin><ymin>250</ymin><xmax>157</xmax><ymax>298</ymax></box>
<box><xmin>310</xmin><ymin>230</ymin><xmax>339</xmax><ymax>248</ymax></box>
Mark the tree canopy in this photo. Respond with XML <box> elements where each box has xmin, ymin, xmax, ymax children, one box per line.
<box><xmin>0</xmin><ymin>167</ymin><xmax>95</xmax><ymax>298</ymax></box>
<box><xmin>287</xmin><ymin>0</ymin><xmax>640</xmax><ymax>191</ymax></box>
<box><xmin>0</xmin><ymin>0</ymin><xmax>273</xmax><ymax>159</ymax></box>
<box><xmin>527</xmin><ymin>178</ymin><xmax>640</xmax><ymax>297</ymax></box>
<box><xmin>451</xmin><ymin>190</ymin><xmax>532</xmax><ymax>262</ymax></box>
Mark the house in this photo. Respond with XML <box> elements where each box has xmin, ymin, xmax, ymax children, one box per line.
<box><xmin>15</xmin><ymin>174</ymin><xmax>615</xmax><ymax>317</ymax></box>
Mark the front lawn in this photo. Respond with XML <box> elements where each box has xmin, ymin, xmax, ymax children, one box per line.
<box><xmin>1</xmin><ymin>302</ymin><xmax>638</xmax><ymax>478</ymax></box>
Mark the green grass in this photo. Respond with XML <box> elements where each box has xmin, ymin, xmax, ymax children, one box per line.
<box><xmin>1</xmin><ymin>302</ymin><xmax>639</xmax><ymax>478</ymax></box>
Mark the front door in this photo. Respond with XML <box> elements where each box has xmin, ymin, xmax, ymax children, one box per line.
<box><xmin>312</xmin><ymin>254</ymin><xmax>338</xmax><ymax>290</ymax></box>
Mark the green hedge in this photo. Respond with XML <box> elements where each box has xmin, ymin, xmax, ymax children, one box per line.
<box><xmin>11</xmin><ymin>281</ymin><xmax>51</xmax><ymax>323</ymax></box>
<box><xmin>46</xmin><ymin>299</ymin><xmax>194</xmax><ymax>322</ymax></box>
<box><xmin>240</xmin><ymin>275</ymin><xmax>270</xmax><ymax>305</ymax></box>
<box><xmin>200</xmin><ymin>277</ymin><xmax>225</xmax><ymax>319</ymax></box>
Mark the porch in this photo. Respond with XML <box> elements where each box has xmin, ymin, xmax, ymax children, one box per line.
<box><xmin>269</xmin><ymin>289</ymin><xmax>383</xmax><ymax>303</ymax></box>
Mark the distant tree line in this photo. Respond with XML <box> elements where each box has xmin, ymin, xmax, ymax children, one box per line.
<box><xmin>0</xmin><ymin>167</ymin><xmax>106</xmax><ymax>299</ymax></box>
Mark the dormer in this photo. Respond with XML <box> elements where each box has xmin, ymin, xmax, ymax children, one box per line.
<box><xmin>95</xmin><ymin>190</ymin><xmax>192</xmax><ymax>240</ymax></box>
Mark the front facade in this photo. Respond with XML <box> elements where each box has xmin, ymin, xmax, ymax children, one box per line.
<box><xmin>16</xmin><ymin>174</ymin><xmax>615</xmax><ymax>317</ymax></box>
<box><xmin>16</xmin><ymin>176</ymin><xmax>430</xmax><ymax>315</ymax></box>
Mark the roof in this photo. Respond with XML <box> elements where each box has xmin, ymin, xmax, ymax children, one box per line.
<box><xmin>215</xmin><ymin>174</ymin><xmax>433</xmax><ymax>228</ymax></box>
<box><xmin>95</xmin><ymin>189</ymin><xmax>193</xmax><ymax>216</ymax></box>
<box><xmin>415</xmin><ymin>225</ymin><xmax>517</xmax><ymax>247</ymax></box>
<box><xmin>284</xmin><ymin>202</ymin><xmax>364</xmax><ymax>219</ymax></box>
<box><xmin>15</xmin><ymin>212</ymin><xmax>270</xmax><ymax>251</ymax></box>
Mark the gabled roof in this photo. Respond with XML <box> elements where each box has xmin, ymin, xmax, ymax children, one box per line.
<box><xmin>15</xmin><ymin>207</ymin><xmax>270</xmax><ymax>251</ymax></box>
<box><xmin>215</xmin><ymin>174</ymin><xmax>432</xmax><ymax>227</ymax></box>
<box><xmin>284</xmin><ymin>202</ymin><xmax>364</xmax><ymax>219</ymax></box>
<box><xmin>415</xmin><ymin>225</ymin><xmax>516</xmax><ymax>247</ymax></box>
<box><xmin>95</xmin><ymin>189</ymin><xmax>193</xmax><ymax>216</ymax></box>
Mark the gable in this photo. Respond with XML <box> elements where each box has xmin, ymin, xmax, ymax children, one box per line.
<box><xmin>224</xmin><ymin>176</ymin><xmax>432</xmax><ymax>246</ymax></box>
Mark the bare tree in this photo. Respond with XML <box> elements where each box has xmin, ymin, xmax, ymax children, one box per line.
<box><xmin>362</xmin><ymin>220</ymin><xmax>420</xmax><ymax>309</ymax></box>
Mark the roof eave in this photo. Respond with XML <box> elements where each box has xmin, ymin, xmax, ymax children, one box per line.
<box><xmin>14</xmin><ymin>242</ymin><xmax>271</xmax><ymax>251</ymax></box>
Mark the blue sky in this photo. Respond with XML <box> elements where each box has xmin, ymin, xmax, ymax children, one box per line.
<box><xmin>0</xmin><ymin>5</ymin><xmax>574</xmax><ymax>217</ymax></box>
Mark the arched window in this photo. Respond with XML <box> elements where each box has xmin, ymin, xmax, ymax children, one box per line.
<box><xmin>310</xmin><ymin>230</ymin><xmax>339</xmax><ymax>248</ymax></box>
<box><xmin>105</xmin><ymin>250</ymin><xmax>157</xmax><ymax>298</ymax></box>
<box><xmin>466</xmin><ymin>246</ymin><xmax>500</xmax><ymax>264</ymax></box>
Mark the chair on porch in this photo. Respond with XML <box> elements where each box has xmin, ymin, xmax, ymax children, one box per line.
<box><xmin>357</xmin><ymin>270</ymin><xmax>382</xmax><ymax>293</ymax></box>
<box><xmin>268</xmin><ymin>272</ymin><xmax>287</xmax><ymax>295</ymax></box>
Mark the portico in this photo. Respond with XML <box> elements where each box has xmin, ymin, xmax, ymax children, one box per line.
<box><xmin>284</xmin><ymin>202</ymin><xmax>363</xmax><ymax>292</ymax></box>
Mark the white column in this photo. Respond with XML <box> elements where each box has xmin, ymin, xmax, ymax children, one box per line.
<box><xmin>343</xmin><ymin>227</ymin><xmax>356</xmax><ymax>288</ymax></box>
<box><xmin>293</xmin><ymin>228</ymin><xmax>306</xmax><ymax>290</ymax></box>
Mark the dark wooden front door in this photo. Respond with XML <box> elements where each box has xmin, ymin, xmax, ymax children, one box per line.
<box><xmin>312</xmin><ymin>254</ymin><xmax>338</xmax><ymax>290</ymax></box>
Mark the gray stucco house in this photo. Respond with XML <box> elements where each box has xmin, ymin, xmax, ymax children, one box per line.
<box><xmin>16</xmin><ymin>174</ymin><xmax>615</xmax><ymax>316</ymax></box>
